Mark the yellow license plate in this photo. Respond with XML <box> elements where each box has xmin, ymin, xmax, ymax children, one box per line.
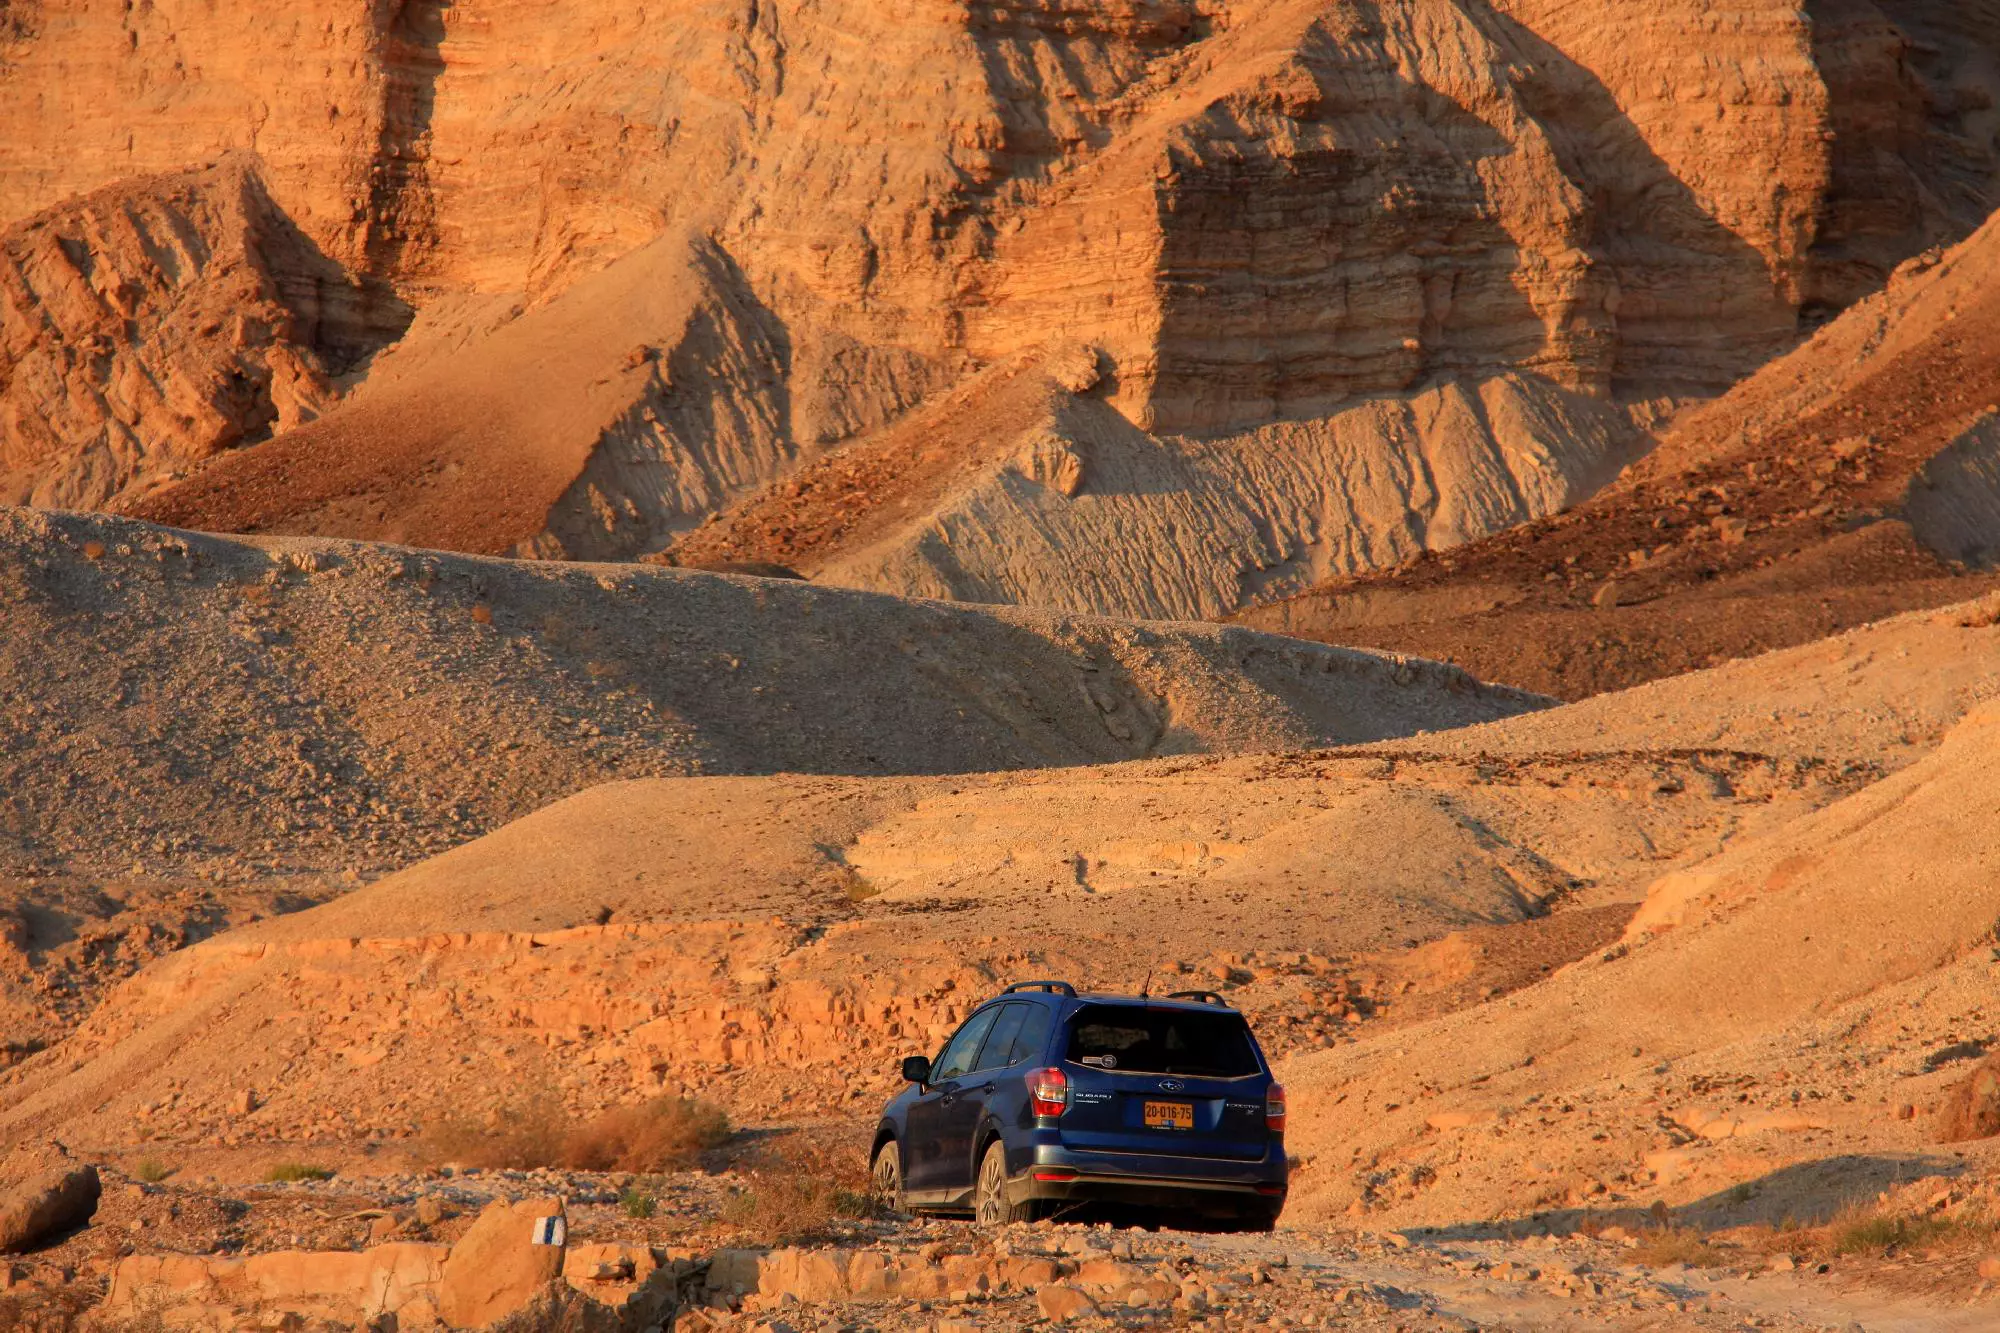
<box><xmin>1144</xmin><ymin>1100</ymin><xmax>1194</xmax><ymax>1130</ymax></box>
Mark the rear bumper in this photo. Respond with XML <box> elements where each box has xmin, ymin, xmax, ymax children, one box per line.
<box><xmin>1009</xmin><ymin>1142</ymin><xmax>1286</xmax><ymax>1218</ymax></box>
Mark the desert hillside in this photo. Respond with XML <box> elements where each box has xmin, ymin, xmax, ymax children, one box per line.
<box><xmin>1</xmin><ymin>1</ymin><xmax>1995</xmax><ymax>620</ymax></box>
<box><xmin>4</xmin><ymin>551</ymin><xmax>1999</xmax><ymax>1325</ymax></box>
<box><xmin>0</xmin><ymin>505</ymin><xmax>1543</xmax><ymax>1080</ymax></box>
<box><xmin>12</xmin><ymin>584</ymin><xmax>1990</xmax><ymax>1143</ymax></box>
<box><xmin>1242</xmin><ymin>203</ymin><xmax>2000</xmax><ymax>696</ymax></box>
<box><xmin>0</xmin><ymin>508</ymin><xmax>1541</xmax><ymax>887</ymax></box>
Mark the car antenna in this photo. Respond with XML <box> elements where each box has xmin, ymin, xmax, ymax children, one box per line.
<box><xmin>1140</xmin><ymin>968</ymin><xmax>1153</xmax><ymax>998</ymax></box>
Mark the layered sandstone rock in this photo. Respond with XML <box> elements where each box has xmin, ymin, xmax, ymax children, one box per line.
<box><xmin>1234</xmin><ymin>205</ymin><xmax>2000</xmax><ymax>697</ymax></box>
<box><xmin>5</xmin><ymin>0</ymin><xmax>1996</xmax><ymax>599</ymax></box>
<box><xmin>674</xmin><ymin>357</ymin><xmax>1638</xmax><ymax>619</ymax></box>
<box><xmin>104</xmin><ymin>1245</ymin><xmax>452</xmax><ymax>1328</ymax></box>
<box><xmin>129</xmin><ymin>230</ymin><xmax>936</xmax><ymax>560</ymax></box>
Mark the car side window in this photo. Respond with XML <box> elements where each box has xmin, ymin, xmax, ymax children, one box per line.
<box><xmin>1010</xmin><ymin>1002</ymin><xmax>1054</xmax><ymax>1067</ymax></box>
<box><xmin>932</xmin><ymin>1007</ymin><xmax>1001</xmax><ymax>1083</ymax></box>
<box><xmin>973</xmin><ymin>1003</ymin><xmax>1029</xmax><ymax>1072</ymax></box>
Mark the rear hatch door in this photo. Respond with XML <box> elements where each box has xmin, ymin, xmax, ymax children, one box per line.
<box><xmin>1057</xmin><ymin>1003</ymin><xmax>1270</xmax><ymax>1161</ymax></box>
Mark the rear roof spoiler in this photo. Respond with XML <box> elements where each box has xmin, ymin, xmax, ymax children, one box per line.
<box><xmin>1003</xmin><ymin>980</ymin><xmax>1078</xmax><ymax>997</ymax></box>
<box><xmin>1164</xmin><ymin>989</ymin><xmax>1231</xmax><ymax>1007</ymax></box>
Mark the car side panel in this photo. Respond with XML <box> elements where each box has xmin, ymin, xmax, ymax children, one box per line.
<box><xmin>901</xmin><ymin>1084</ymin><xmax>955</xmax><ymax>1191</ymax></box>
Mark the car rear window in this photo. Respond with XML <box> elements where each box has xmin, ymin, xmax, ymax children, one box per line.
<box><xmin>1063</xmin><ymin>1004</ymin><xmax>1260</xmax><ymax>1078</ymax></box>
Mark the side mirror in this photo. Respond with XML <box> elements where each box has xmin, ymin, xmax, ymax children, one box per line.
<box><xmin>900</xmin><ymin>1055</ymin><xmax>932</xmax><ymax>1085</ymax></box>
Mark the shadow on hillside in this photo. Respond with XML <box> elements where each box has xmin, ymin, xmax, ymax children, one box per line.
<box><xmin>1419</xmin><ymin>1153</ymin><xmax>1970</xmax><ymax>1240</ymax></box>
<box><xmin>1457</xmin><ymin>0</ymin><xmax>1791</xmax><ymax>397</ymax></box>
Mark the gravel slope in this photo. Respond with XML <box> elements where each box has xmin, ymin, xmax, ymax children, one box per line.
<box><xmin>0</xmin><ymin>506</ymin><xmax>1547</xmax><ymax>882</ymax></box>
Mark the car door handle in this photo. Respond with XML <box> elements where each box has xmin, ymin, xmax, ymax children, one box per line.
<box><xmin>979</xmin><ymin>1083</ymin><xmax>996</xmax><ymax>1094</ymax></box>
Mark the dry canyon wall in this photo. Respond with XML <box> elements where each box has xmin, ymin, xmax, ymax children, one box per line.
<box><xmin>3</xmin><ymin>1</ymin><xmax>1999</xmax><ymax>611</ymax></box>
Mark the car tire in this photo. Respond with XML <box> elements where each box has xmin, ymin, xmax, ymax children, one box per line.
<box><xmin>871</xmin><ymin>1140</ymin><xmax>907</xmax><ymax>1214</ymax></box>
<box><xmin>973</xmin><ymin>1141</ymin><xmax>1036</xmax><ymax>1225</ymax></box>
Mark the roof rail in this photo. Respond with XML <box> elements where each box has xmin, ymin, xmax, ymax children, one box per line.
<box><xmin>1003</xmin><ymin>980</ymin><xmax>1078</xmax><ymax>997</ymax></box>
<box><xmin>1164</xmin><ymin>989</ymin><xmax>1230</xmax><ymax>1007</ymax></box>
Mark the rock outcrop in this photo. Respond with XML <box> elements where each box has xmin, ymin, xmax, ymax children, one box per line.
<box><xmin>435</xmin><ymin>1198</ymin><xmax>568</xmax><ymax>1329</ymax></box>
<box><xmin>0</xmin><ymin>158</ymin><xmax>401</xmax><ymax>510</ymax></box>
<box><xmin>99</xmin><ymin>1196</ymin><xmax>590</xmax><ymax>1329</ymax></box>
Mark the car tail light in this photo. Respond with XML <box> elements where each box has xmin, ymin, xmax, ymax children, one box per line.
<box><xmin>1256</xmin><ymin>1183</ymin><xmax>1287</xmax><ymax>1196</ymax></box>
<box><xmin>1028</xmin><ymin>1067</ymin><xmax>1069</xmax><ymax>1116</ymax></box>
<box><xmin>1265</xmin><ymin>1083</ymin><xmax>1287</xmax><ymax>1133</ymax></box>
<box><xmin>1033</xmin><ymin>1169</ymin><xmax>1078</xmax><ymax>1182</ymax></box>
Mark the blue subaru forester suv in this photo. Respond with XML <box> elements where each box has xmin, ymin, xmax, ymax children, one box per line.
<box><xmin>869</xmin><ymin>981</ymin><xmax>1287</xmax><ymax>1230</ymax></box>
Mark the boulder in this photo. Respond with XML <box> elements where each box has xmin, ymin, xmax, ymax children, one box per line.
<box><xmin>436</xmin><ymin>1196</ymin><xmax>568</xmax><ymax>1328</ymax></box>
<box><xmin>1936</xmin><ymin>1055</ymin><xmax>2000</xmax><ymax>1142</ymax></box>
<box><xmin>0</xmin><ymin>1166</ymin><xmax>100</xmax><ymax>1253</ymax></box>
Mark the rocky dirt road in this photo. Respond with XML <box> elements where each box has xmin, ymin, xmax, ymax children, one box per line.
<box><xmin>18</xmin><ymin>1154</ymin><xmax>2000</xmax><ymax>1331</ymax></box>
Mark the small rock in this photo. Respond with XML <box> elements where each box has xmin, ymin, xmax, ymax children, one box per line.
<box><xmin>1978</xmin><ymin>1255</ymin><xmax>2000</xmax><ymax>1280</ymax></box>
<box><xmin>1036</xmin><ymin>1283</ymin><xmax>1098</xmax><ymax>1322</ymax></box>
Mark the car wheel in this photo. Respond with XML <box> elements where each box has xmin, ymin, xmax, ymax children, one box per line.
<box><xmin>973</xmin><ymin>1141</ymin><xmax>1033</xmax><ymax>1225</ymax></box>
<box><xmin>871</xmin><ymin>1140</ymin><xmax>906</xmax><ymax>1214</ymax></box>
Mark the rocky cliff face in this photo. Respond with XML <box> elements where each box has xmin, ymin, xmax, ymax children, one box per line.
<box><xmin>1231</xmin><ymin>204</ymin><xmax>2000</xmax><ymax>698</ymax></box>
<box><xmin>3</xmin><ymin>0</ymin><xmax>1998</xmax><ymax>606</ymax></box>
<box><xmin>0</xmin><ymin>158</ymin><xmax>403</xmax><ymax>509</ymax></box>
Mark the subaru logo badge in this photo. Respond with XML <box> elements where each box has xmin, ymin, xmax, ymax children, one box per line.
<box><xmin>1159</xmin><ymin>1079</ymin><xmax>1185</xmax><ymax>1093</ymax></box>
